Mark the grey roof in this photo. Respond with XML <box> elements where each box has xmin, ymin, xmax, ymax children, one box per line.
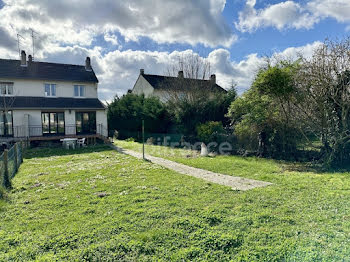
<box><xmin>142</xmin><ymin>74</ymin><xmax>227</xmax><ymax>93</ymax></box>
<box><xmin>0</xmin><ymin>59</ymin><xmax>98</xmax><ymax>83</ymax></box>
<box><xmin>0</xmin><ymin>96</ymin><xmax>105</xmax><ymax>109</ymax></box>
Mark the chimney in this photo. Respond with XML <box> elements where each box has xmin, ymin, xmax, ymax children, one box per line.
<box><xmin>20</xmin><ymin>50</ymin><xmax>27</xmax><ymax>67</ymax></box>
<box><xmin>140</xmin><ymin>69</ymin><xmax>144</xmax><ymax>75</ymax></box>
<box><xmin>178</xmin><ymin>71</ymin><xmax>184</xmax><ymax>78</ymax></box>
<box><xmin>85</xmin><ymin>57</ymin><xmax>92</xmax><ymax>71</ymax></box>
<box><xmin>28</xmin><ymin>55</ymin><xmax>33</xmax><ymax>63</ymax></box>
<box><xmin>210</xmin><ymin>74</ymin><xmax>216</xmax><ymax>84</ymax></box>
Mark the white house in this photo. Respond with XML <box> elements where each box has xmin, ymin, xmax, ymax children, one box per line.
<box><xmin>132</xmin><ymin>69</ymin><xmax>227</xmax><ymax>102</ymax></box>
<box><xmin>0</xmin><ymin>51</ymin><xmax>108</xmax><ymax>142</ymax></box>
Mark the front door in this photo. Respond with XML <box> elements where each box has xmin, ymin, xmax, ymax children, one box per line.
<box><xmin>76</xmin><ymin>112</ymin><xmax>96</xmax><ymax>134</ymax></box>
<box><xmin>42</xmin><ymin>112</ymin><xmax>65</xmax><ymax>135</ymax></box>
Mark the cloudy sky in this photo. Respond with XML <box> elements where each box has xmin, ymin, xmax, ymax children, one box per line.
<box><xmin>0</xmin><ymin>0</ymin><xmax>349</xmax><ymax>101</ymax></box>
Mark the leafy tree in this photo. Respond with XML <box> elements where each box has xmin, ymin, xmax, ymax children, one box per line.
<box><xmin>227</xmin><ymin>63</ymin><xmax>301</xmax><ymax>158</ymax></box>
<box><xmin>107</xmin><ymin>93</ymin><xmax>171</xmax><ymax>135</ymax></box>
<box><xmin>168</xmin><ymin>88</ymin><xmax>237</xmax><ymax>136</ymax></box>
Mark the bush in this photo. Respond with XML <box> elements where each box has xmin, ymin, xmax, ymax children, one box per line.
<box><xmin>227</xmin><ymin>66</ymin><xmax>302</xmax><ymax>160</ymax></box>
<box><xmin>196</xmin><ymin>121</ymin><xmax>225</xmax><ymax>144</ymax></box>
<box><xmin>125</xmin><ymin>137</ymin><xmax>135</xmax><ymax>142</ymax></box>
<box><xmin>168</xmin><ymin>88</ymin><xmax>237</xmax><ymax>136</ymax></box>
<box><xmin>0</xmin><ymin>186</ymin><xmax>5</xmax><ymax>199</ymax></box>
<box><xmin>107</xmin><ymin>94</ymin><xmax>171</xmax><ymax>134</ymax></box>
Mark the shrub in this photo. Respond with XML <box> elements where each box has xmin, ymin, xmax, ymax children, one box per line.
<box><xmin>0</xmin><ymin>186</ymin><xmax>5</xmax><ymax>199</ymax></box>
<box><xmin>196</xmin><ymin>121</ymin><xmax>225</xmax><ymax>144</ymax></box>
<box><xmin>167</xmin><ymin>88</ymin><xmax>237</xmax><ymax>136</ymax></box>
<box><xmin>107</xmin><ymin>94</ymin><xmax>171</xmax><ymax>134</ymax></box>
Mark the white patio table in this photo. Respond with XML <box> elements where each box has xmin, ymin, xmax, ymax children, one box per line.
<box><xmin>60</xmin><ymin>138</ymin><xmax>78</xmax><ymax>149</ymax></box>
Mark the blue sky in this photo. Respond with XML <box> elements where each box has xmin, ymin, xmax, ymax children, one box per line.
<box><xmin>0</xmin><ymin>0</ymin><xmax>349</xmax><ymax>100</ymax></box>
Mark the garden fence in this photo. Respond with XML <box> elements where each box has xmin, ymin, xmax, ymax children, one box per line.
<box><xmin>0</xmin><ymin>142</ymin><xmax>25</xmax><ymax>188</ymax></box>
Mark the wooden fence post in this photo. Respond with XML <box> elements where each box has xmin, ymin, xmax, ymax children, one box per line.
<box><xmin>3</xmin><ymin>149</ymin><xmax>10</xmax><ymax>188</ymax></box>
<box><xmin>14</xmin><ymin>143</ymin><xmax>18</xmax><ymax>173</ymax></box>
<box><xmin>21</xmin><ymin>142</ymin><xmax>24</xmax><ymax>163</ymax></box>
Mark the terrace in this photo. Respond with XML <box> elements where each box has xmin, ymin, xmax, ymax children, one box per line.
<box><xmin>0</xmin><ymin>123</ymin><xmax>108</xmax><ymax>142</ymax></box>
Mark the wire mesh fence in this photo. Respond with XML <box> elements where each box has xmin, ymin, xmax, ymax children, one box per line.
<box><xmin>7</xmin><ymin>146</ymin><xmax>16</xmax><ymax>179</ymax></box>
<box><xmin>17</xmin><ymin>144</ymin><xmax>22</xmax><ymax>167</ymax></box>
<box><xmin>0</xmin><ymin>153</ymin><xmax>4</xmax><ymax>187</ymax></box>
<box><xmin>0</xmin><ymin>142</ymin><xmax>25</xmax><ymax>188</ymax></box>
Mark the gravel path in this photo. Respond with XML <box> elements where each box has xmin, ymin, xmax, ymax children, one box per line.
<box><xmin>110</xmin><ymin>144</ymin><xmax>272</xmax><ymax>191</ymax></box>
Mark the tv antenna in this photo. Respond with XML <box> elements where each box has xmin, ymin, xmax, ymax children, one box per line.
<box><xmin>16</xmin><ymin>33</ymin><xmax>24</xmax><ymax>59</ymax></box>
<box><xmin>30</xmin><ymin>29</ymin><xmax>37</xmax><ymax>61</ymax></box>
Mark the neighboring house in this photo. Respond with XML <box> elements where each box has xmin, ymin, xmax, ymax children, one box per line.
<box><xmin>0</xmin><ymin>51</ymin><xmax>108</xmax><ymax>142</ymax></box>
<box><xmin>132</xmin><ymin>69</ymin><xmax>227</xmax><ymax>102</ymax></box>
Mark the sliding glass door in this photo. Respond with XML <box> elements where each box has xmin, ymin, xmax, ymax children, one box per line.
<box><xmin>0</xmin><ymin>111</ymin><xmax>13</xmax><ymax>137</ymax></box>
<box><xmin>76</xmin><ymin>112</ymin><xmax>96</xmax><ymax>134</ymax></box>
<box><xmin>42</xmin><ymin>112</ymin><xmax>65</xmax><ymax>135</ymax></box>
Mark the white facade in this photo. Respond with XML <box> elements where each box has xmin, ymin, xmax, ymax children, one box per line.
<box><xmin>0</xmin><ymin>56</ymin><xmax>108</xmax><ymax>140</ymax></box>
<box><xmin>132</xmin><ymin>75</ymin><xmax>155</xmax><ymax>97</ymax></box>
<box><xmin>1</xmin><ymin>78</ymin><xmax>98</xmax><ymax>98</ymax></box>
<box><xmin>132</xmin><ymin>75</ymin><xmax>170</xmax><ymax>102</ymax></box>
<box><xmin>131</xmin><ymin>70</ymin><xmax>224</xmax><ymax>103</ymax></box>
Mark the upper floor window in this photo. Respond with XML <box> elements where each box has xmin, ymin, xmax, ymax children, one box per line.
<box><xmin>74</xmin><ymin>85</ymin><xmax>85</xmax><ymax>97</ymax></box>
<box><xmin>0</xmin><ymin>82</ymin><xmax>13</xmax><ymax>95</ymax></box>
<box><xmin>45</xmin><ymin>84</ymin><xmax>56</xmax><ymax>97</ymax></box>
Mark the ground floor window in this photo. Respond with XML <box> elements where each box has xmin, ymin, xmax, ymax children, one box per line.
<box><xmin>0</xmin><ymin>110</ymin><xmax>13</xmax><ymax>136</ymax></box>
<box><xmin>76</xmin><ymin>112</ymin><xmax>96</xmax><ymax>134</ymax></box>
<box><xmin>42</xmin><ymin>112</ymin><xmax>65</xmax><ymax>135</ymax></box>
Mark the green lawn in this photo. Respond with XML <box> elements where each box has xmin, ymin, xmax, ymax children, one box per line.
<box><xmin>1</xmin><ymin>144</ymin><xmax>350</xmax><ymax>261</ymax></box>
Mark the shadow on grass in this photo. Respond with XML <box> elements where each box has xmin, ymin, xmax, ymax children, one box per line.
<box><xmin>279</xmin><ymin>160</ymin><xmax>350</xmax><ymax>174</ymax></box>
<box><xmin>23</xmin><ymin>144</ymin><xmax>113</xmax><ymax>159</ymax></box>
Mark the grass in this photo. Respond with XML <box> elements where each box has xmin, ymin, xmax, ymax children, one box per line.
<box><xmin>0</xmin><ymin>143</ymin><xmax>350</xmax><ymax>260</ymax></box>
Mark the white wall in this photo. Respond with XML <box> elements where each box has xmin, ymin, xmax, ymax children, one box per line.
<box><xmin>13</xmin><ymin>110</ymin><xmax>41</xmax><ymax>127</ymax></box>
<box><xmin>64</xmin><ymin>109</ymin><xmax>76</xmax><ymax>135</ymax></box>
<box><xmin>0</xmin><ymin>78</ymin><xmax>98</xmax><ymax>98</ymax></box>
<box><xmin>13</xmin><ymin>110</ymin><xmax>42</xmax><ymax>137</ymax></box>
<box><xmin>132</xmin><ymin>75</ymin><xmax>154</xmax><ymax>97</ymax></box>
<box><xmin>153</xmin><ymin>90</ymin><xmax>170</xmax><ymax>103</ymax></box>
<box><xmin>132</xmin><ymin>75</ymin><xmax>171</xmax><ymax>102</ymax></box>
<box><xmin>96</xmin><ymin>109</ymin><xmax>108</xmax><ymax>137</ymax></box>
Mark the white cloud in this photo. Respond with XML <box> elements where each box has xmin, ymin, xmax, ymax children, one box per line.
<box><xmin>308</xmin><ymin>0</ymin><xmax>350</xmax><ymax>23</ymax></box>
<box><xmin>1</xmin><ymin>35</ymin><xmax>323</xmax><ymax>101</ymax></box>
<box><xmin>235</xmin><ymin>0</ymin><xmax>350</xmax><ymax>33</ymax></box>
<box><xmin>92</xmin><ymin>41</ymin><xmax>321</xmax><ymax>100</ymax></box>
<box><xmin>0</xmin><ymin>0</ymin><xmax>327</xmax><ymax>101</ymax></box>
<box><xmin>208</xmin><ymin>41</ymin><xmax>322</xmax><ymax>94</ymax></box>
<box><xmin>0</xmin><ymin>0</ymin><xmax>235</xmax><ymax>50</ymax></box>
<box><xmin>275</xmin><ymin>41</ymin><xmax>322</xmax><ymax>60</ymax></box>
<box><xmin>235</xmin><ymin>1</ymin><xmax>318</xmax><ymax>32</ymax></box>
<box><xmin>104</xmin><ymin>33</ymin><xmax>119</xmax><ymax>46</ymax></box>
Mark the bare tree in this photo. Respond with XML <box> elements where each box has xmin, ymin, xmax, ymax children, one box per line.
<box><xmin>295</xmin><ymin>37</ymin><xmax>350</xmax><ymax>166</ymax></box>
<box><xmin>166</xmin><ymin>53</ymin><xmax>211</xmax><ymax>80</ymax></box>
<box><xmin>161</xmin><ymin>53</ymin><xmax>218</xmax><ymax>104</ymax></box>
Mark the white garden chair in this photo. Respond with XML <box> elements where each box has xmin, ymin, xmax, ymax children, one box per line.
<box><xmin>77</xmin><ymin>138</ymin><xmax>86</xmax><ymax>147</ymax></box>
